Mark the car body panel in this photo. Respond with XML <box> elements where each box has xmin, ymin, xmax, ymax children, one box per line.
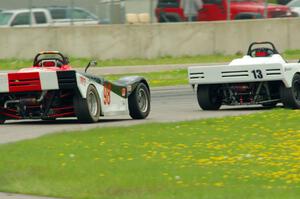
<box><xmin>189</xmin><ymin>54</ymin><xmax>300</xmax><ymax>88</ymax></box>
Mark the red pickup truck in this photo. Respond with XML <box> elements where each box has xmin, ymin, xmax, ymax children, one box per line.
<box><xmin>156</xmin><ymin>0</ymin><xmax>293</xmax><ymax>22</ymax></box>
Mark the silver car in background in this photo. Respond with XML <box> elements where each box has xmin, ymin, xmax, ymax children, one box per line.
<box><xmin>287</xmin><ymin>0</ymin><xmax>300</xmax><ymax>16</ymax></box>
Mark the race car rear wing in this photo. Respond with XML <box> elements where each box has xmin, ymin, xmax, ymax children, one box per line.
<box><xmin>188</xmin><ymin>63</ymin><xmax>285</xmax><ymax>85</ymax></box>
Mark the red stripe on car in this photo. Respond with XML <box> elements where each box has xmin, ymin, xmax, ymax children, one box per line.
<box><xmin>8</xmin><ymin>72</ymin><xmax>42</xmax><ymax>92</ymax></box>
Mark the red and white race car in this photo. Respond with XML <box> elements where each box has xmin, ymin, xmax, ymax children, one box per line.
<box><xmin>0</xmin><ymin>51</ymin><xmax>151</xmax><ymax>123</ymax></box>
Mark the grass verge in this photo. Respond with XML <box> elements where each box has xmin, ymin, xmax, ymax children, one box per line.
<box><xmin>0</xmin><ymin>55</ymin><xmax>237</xmax><ymax>70</ymax></box>
<box><xmin>1</xmin><ymin>50</ymin><xmax>300</xmax><ymax>70</ymax></box>
<box><xmin>1</xmin><ymin>109</ymin><xmax>300</xmax><ymax>199</ymax></box>
<box><xmin>106</xmin><ymin>69</ymin><xmax>187</xmax><ymax>87</ymax></box>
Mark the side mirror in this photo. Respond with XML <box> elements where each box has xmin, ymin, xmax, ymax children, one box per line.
<box><xmin>85</xmin><ymin>60</ymin><xmax>97</xmax><ymax>73</ymax></box>
<box><xmin>64</xmin><ymin>56</ymin><xmax>70</xmax><ymax>65</ymax></box>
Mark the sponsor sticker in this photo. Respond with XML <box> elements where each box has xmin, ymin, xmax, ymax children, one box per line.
<box><xmin>121</xmin><ymin>88</ymin><xmax>127</xmax><ymax>97</ymax></box>
<box><xmin>80</xmin><ymin>76</ymin><xmax>86</xmax><ymax>86</ymax></box>
<box><xmin>104</xmin><ymin>83</ymin><xmax>112</xmax><ymax>105</ymax></box>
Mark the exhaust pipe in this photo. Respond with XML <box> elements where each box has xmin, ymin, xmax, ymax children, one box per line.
<box><xmin>4</xmin><ymin>91</ymin><xmax>47</xmax><ymax>108</ymax></box>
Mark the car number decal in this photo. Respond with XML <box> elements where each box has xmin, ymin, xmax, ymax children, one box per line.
<box><xmin>252</xmin><ymin>69</ymin><xmax>263</xmax><ymax>79</ymax></box>
<box><xmin>80</xmin><ymin>76</ymin><xmax>86</xmax><ymax>86</ymax></box>
<box><xmin>104</xmin><ymin>83</ymin><xmax>112</xmax><ymax>105</ymax></box>
<box><xmin>121</xmin><ymin>88</ymin><xmax>127</xmax><ymax>97</ymax></box>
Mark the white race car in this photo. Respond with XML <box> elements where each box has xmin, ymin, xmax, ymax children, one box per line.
<box><xmin>188</xmin><ymin>42</ymin><xmax>300</xmax><ymax>110</ymax></box>
<box><xmin>0</xmin><ymin>51</ymin><xmax>151</xmax><ymax>123</ymax></box>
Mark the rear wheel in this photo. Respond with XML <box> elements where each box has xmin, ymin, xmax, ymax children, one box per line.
<box><xmin>74</xmin><ymin>85</ymin><xmax>101</xmax><ymax>123</ymax></box>
<box><xmin>281</xmin><ymin>74</ymin><xmax>300</xmax><ymax>109</ymax></box>
<box><xmin>129</xmin><ymin>83</ymin><xmax>150</xmax><ymax>119</ymax></box>
<box><xmin>197</xmin><ymin>85</ymin><xmax>222</xmax><ymax>110</ymax></box>
<box><xmin>0</xmin><ymin>116</ymin><xmax>5</xmax><ymax>124</ymax></box>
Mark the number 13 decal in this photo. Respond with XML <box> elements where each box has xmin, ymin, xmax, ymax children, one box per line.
<box><xmin>104</xmin><ymin>83</ymin><xmax>112</xmax><ymax>105</ymax></box>
<box><xmin>252</xmin><ymin>70</ymin><xmax>263</xmax><ymax>79</ymax></box>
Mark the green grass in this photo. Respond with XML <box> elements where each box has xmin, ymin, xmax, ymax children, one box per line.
<box><xmin>106</xmin><ymin>69</ymin><xmax>188</xmax><ymax>87</ymax></box>
<box><xmin>0</xmin><ymin>55</ymin><xmax>237</xmax><ymax>70</ymax></box>
<box><xmin>1</xmin><ymin>109</ymin><xmax>300</xmax><ymax>199</ymax></box>
<box><xmin>1</xmin><ymin>49</ymin><xmax>300</xmax><ymax>70</ymax></box>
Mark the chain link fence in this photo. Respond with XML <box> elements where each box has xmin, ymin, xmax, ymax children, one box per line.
<box><xmin>0</xmin><ymin>0</ymin><xmax>296</xmax><ymax>26</ymax></box>
<box><xmin>0</xmin><ymin>0</ymin><xmax>157</xmax><ymax>25</ymax></box>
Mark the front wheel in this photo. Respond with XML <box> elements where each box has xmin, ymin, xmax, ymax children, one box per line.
<box><xmin>129</xmin><ymin>83</ymin><xmax>151</xmax><ymax>119</ymax></box>
<box><xmin>197</xmin><ymin>85</ymin><xmax>222</xmax><ymax>110</ymax></box>
<box><xmin>0</xmin><ymin>116</ymin><xmax>5</xmax><ymax>124</ymax></box>
<box><xmin>73</xmin><ymin>85</ymin><xmax>101</xmax><ymax>123</ymax></box>
<box><xmin>281</xmin><ymin>74</ymin><xmax>300</xmax><ymax>109</ymax></box>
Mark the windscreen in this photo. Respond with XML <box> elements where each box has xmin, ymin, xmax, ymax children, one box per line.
<box><xmin>157</xmin><ymin>0</ymin><xmax>180</xmax><ymax>8</ymax></box>
<box><xmin>0</xmin><ymin>13</ymin><xmax>13</xmax><ymax>26</ymax></box>
<box><xmin>36</xmin><ymin>54</ymin><xmax>64</xmax><ymax>63</ymax></box>
<box><xmin>49</xmin><ymin>9</ymin><xmax>67</xmax><ymax>20</ymax></box>
<box><xmin>288</xmin><ymin>0</ymin><xmax>300</xmax><ymax>7</ymax></box>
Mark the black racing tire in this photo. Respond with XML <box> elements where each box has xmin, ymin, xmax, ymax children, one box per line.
<box><xmin>129</xmin><ymin>83</ymin><xmax>150</xmax><ymax>119</ymax></box>
<box><xmin>280</xmin><ymin>73</ymin><xmax>300</xmax><ymax>109</ymax></box>
<box><xmin>73</xmin><ymin>85</ymin><xmax>101</xmax><ymax>123</ymax></box>
<box><xmin>0</xmin><ymin>116</ymin><xmax>5</xmax><ymax>124</ymax></box>
<box><xmin>197</xmin><ymin>85</ymin><xmax>222</xmax><ymax>110</ymax></box>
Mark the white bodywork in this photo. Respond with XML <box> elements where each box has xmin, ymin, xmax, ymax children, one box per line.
<box><xmin>290</xmin><ymin>7</ymin><xmax>300</xmax><ymax>15</ymax></box>
<box><xmin>0</xmin><ymin>73</ymin><xmax>8</xmax><ymax>93</ymax></box>
<box><xmin>0</xmin><ymin>9</ymin><xmax>52</xmax><ymax>28</ymax></box>
<box><xmin>189</xmin><ymin>54</ymin><xmax>300</xmax><ymax>88</ymax></box>
<box><xmin>75</xmin><ymin>73</ymin><xmax>128</xmax><ymax>116</ymax></box>
<box><xmin>287</xmin><ymin>0</ymin><xmax>300</xmax><ymax>16</ymax></box>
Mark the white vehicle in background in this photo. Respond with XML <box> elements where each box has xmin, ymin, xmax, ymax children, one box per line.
<box><xmin>0</xmin><ymin>7</ymin><xmax>99</xmax><ymax>27</ymax></box>
<box><xmin>47</xmin><ymin>6</ymin><xmax>99</xmax><ymax>25</ymax></box>
<box><xmin>188</xmin><ymin>42</ymin><xmax>300</xmax><ymax>110</ymax></box>
<box><xmin>287</xmin><ymin>0</ymin><xmax>300</xmax><ymax>16</ymax></box>
<box><xmin>0</xmin><ymin>8</ymin><xmax>52</xmax><ymax>27</ymax></box>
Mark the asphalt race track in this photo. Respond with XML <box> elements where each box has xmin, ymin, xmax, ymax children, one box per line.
<box><xmin>0</xmin><ymin>85</ymin><xmax>267</xmax><ymax>144</ymax></box>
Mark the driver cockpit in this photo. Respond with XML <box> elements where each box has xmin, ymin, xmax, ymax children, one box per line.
<box><xmin>33</xmin><ymin>51</ymin><xmax>70</xmax><ymax>68</ymax></box>
<box><xmin>247</xmin><ymin>42</ymin><xmax>279</xmax><ymax>58</ymax></box>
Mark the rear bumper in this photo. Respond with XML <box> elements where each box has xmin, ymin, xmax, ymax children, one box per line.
<box><xmin>188</xmin><ymin>64</ymin><xmax>285</xmax><ymax>85</ymax></box>
<box><xmin>0</xmin><ymin>70</ymin><xmax>77</xmax><ymax>93</ymax></box>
